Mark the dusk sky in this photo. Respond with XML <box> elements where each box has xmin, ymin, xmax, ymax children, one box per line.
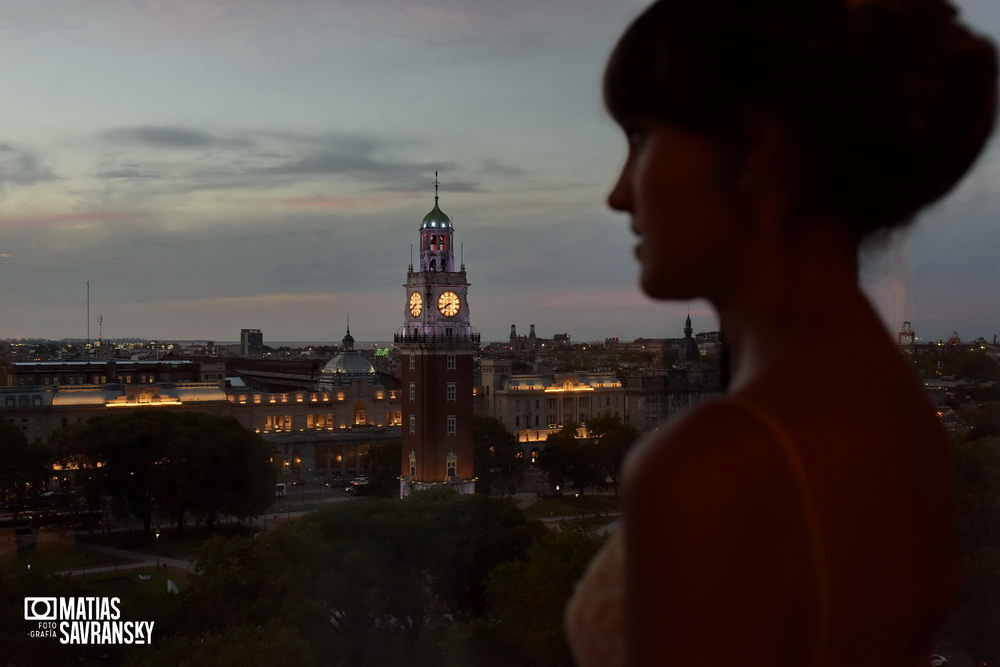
<box><xmin>0</xmin><ymin>0</ymin><xmax>998</xmax><ymax>345</ymax></box>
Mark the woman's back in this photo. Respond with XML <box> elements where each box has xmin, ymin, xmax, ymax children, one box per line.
<box><xmin>618</xmin><ymin>307</ymin><xmax>958</xmax><ymax>665</ymax></box>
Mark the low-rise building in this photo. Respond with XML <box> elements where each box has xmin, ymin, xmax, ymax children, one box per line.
<box><xmin>620</xmin><ymin>366</ymin><xmax>722</xmax><ymax>433</ymax></box>
<box><xmin>479</xmin><ymin>359</ymin><xmax>625</xmax><ymax>445</ymax></box>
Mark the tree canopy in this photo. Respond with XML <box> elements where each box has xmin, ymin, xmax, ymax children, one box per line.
<box><xmin>474</xmin><ymin>416</ymin><xmax>526</xmax><ymax>499</ymax></box>
<box><xmin>537</xmin><ymin>416</ymin><xmax>640</xmax><ymax>496</ymax></box>
<box><xmin>58</xmin><ymin>410</ymin><xmax>274</xmax><ymax>534</ymax></box>
<box><xmin>160</xmin><ymin>487</ymin><xmax>537</xmax><ymax>666</ymax></box>
<box><xmin>363</xmin><ymin>438</ymin><xmax>401</xmax><ymax>498</ymax></box>
<box><xmin>0</xmin><ymin>419</ymin><xmax>49</xmax><ymax>517</ymax></box>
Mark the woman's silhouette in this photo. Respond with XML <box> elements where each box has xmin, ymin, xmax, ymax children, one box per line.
<box><xmin>565</xmin><ymin>1</ymin><xmax>998</xmax><ymax>665</ymax></box>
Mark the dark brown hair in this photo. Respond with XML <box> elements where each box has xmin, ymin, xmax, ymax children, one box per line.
<box><xmin>605</xmin><ymin>0</ymin><xmax>998</xmax><ymax>237</ymax></box>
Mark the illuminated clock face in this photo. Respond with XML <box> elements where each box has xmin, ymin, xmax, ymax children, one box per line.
<box><xmin>408</xmin><ymin>291</ymin><xmax>423</xmax><ymax>317</ymax></box>
<box><xmin>437</xmin><ymin>291</ymin><xmax>460</xmax><ymax>317</ymax></box>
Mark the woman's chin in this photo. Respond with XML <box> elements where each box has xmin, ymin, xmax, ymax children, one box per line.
<box><xmin>639</xmin><ymin>272</ymin><xmax>697</xmax><ymax>301</ymax></box>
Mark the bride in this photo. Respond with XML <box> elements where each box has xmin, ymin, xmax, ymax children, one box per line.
<box><xmin>565</xmin><ymin>1</ymin><xmax>998</xmax><ymax>665</ymax></box>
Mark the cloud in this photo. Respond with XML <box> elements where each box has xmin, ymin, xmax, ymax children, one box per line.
<box><xmin>250</xmin><ymin>133</ymin><xmax>454</xmax><ymax>186</ymax></box>
<box><xmin>95</xmin><ymin>166</ymin><xmax>160</xmax><ymax>179</ymax></box>
<box><xmin>478</xmin><ymin>158</ymin><xmax>524</xmax><ymax>177</ymax></box>
<box><xmin>90</xmin><ymin>128</ymin><xmax>479</xmax><ymax>196</ymax></box>
<box><xmin>0</xmin><ymin>211</ymin><xmax>144</xmax><ymax>228</ymax></box>
<box><xmin>0</xmin><ymin>143</ymin><xmax>57</xmax><ymax>189</ymax></box>
<box><xmin>375</xmin><ymin>177</ymin><xmax>481</xmax><ymax>194</ymax></box>
<box><xmin>279</xmin><ymin>194</ymin><xmax>413</xmax><ymax>209</ymax></box>
<box><xmin>102</xmin><ymin>126</ymin><xmax>253</xmax><ymax>149</ymax></box>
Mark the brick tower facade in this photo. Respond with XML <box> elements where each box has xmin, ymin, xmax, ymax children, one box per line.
<box><xmin>395</xmin><ymin>174</ymin><xmax>478</xmax><ymax>496</ymax></box>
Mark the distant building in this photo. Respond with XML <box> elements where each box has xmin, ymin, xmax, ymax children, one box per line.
<box><xmin>620</xmin><ymin>366</ymin><xmax>722</xmax><ymax>432</ymax></box>
<box><xmin>898</xmin><ymin>321</ymin><xmax>916</xmax><ymax>348</ymax></box>
<box><xmin>240</xmin><ymin>328</ymin><xmax>263</xmax><ymax>357</ymax></box>
<box><xmin>317</xmin><ymin>328</ymin><xmax>376</xmax><ymax>390</ymax></box>
<box><xmin>479</xmin><ymin>358</ymin><xmax>625</xmax><ymax>446</ymax></box>
<box><xmin>0</xmin><ymin>360</ymin><xmax>227</xmax><ymax>442</ymax></box>
<box><xmin>507</xmin><ymin>324</ymin><xmax>570</xmax><ymax>351</ymax></box>
<box><xmin>0</xmin><ymin>357</ymin><xmax>400</xmax><ymax>487</ymax></box>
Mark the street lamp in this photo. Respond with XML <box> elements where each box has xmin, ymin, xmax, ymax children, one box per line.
<box><xmin>155</xmin><ymin>528</ymin><xmax>160</xmax><ymax>568</ymax></box>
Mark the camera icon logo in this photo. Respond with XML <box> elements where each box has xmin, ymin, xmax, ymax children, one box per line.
<box><xmin>24</xmin><ymin>597</ymin><xmax>58</xmax><ymax>621</ymax></box>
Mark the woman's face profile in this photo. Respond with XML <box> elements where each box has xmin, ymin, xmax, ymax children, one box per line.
<box><xmin>608</xmin><ymin>117</ymin><xmax>747</xmax><ymax>301</ymax></box>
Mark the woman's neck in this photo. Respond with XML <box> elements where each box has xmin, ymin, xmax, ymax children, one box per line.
<box><xmin>712</xmin><ymin>223</ymin><xmax>872</xmax><ymax>392</ymax></box>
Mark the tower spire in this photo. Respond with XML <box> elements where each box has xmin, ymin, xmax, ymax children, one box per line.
<box><xmin>342</xmin><ymin>314</ymin><xmax>355</xmax><ymax>351</ymax></box>
<box><xmin>434</xmin><ymin>171</ymin><xmax>439</xmax><ymax>204</ymax></box>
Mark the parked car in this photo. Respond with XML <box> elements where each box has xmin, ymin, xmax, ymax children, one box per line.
<box><xmin>345</xmin><ymin>479</ymin><xmax>369</xmax><ymax>496</ymax></box>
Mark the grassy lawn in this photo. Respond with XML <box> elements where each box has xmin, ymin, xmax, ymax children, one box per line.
<box><xmin>0</xmin><ymin>532</ymin><xmax>139</xmax><ymax>574</ymax></box>
<box><xmin>81</xmin><ymin>523</ymin><xmax>258</xmax><ymax>559</ymax></box>
<box><xmin>523</xmin><ymin>494</ymin><xmax>621</xmax><ymax>520</ymax></box>
<box><xmin>0</xmin><ymin>523</ymin><xmax>256</xmax><ymax>576</ymax></box>
<box><xmin>85</xmin><ymin>566</ymin><xmax>192</xmax><ymax>593</ymax></box>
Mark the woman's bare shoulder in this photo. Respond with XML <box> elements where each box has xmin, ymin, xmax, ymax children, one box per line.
<box><xmin>623</xmin><ymin>396</ymin><xmax>779</xmax><ymax>495</ymax></box>
<box><xmin>621</xmin><ymin>397</ymin><xmax>821</xmax><ymax>658</ymax></box>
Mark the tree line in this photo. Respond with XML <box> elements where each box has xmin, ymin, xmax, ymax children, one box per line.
<box><xmin>1</xmin><ymin>410</ymin><xmax>275</xmax><ymax>536</ymax></box>
<box><xmin>0</xmin><ymin>488</ymin><xmax>608</xmax><ymax>667</ymax></box>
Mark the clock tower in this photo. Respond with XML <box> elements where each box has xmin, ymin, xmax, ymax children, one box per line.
<box><xmin>396</xmin><ymin>173</ymin><xmax>479</xmax><ymax>497</ymax></box>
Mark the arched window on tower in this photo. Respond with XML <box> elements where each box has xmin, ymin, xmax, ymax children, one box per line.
<box><xmin>446</xmin><ymin>450</ymin><xmax>457</xmax><ymax>481</ymax></box>
<box><xmin>429</xmin><ymin>259</ymin><xmax>436</xmax><ymax>271</ymax></box>
<box><xmin>430</xmin><ymin>234</ymin><xmax>438</xmax><ymax>251</ymax></box>
<box><xmin>440</xmin><ymin>236</ymin><xmax>447</xmax><ymax>251</ymax></box>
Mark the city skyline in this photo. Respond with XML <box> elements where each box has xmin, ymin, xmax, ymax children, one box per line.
<box><xmin>0</xmin><ymin>0</ymin><xmax>998</xmax><ymax>344</ymax></box>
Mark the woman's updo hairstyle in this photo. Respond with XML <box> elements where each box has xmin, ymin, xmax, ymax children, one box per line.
<box><xmin>605</xmin><ymin>0</ymin><xmax>998</xmax><ymax>237</ymax></box>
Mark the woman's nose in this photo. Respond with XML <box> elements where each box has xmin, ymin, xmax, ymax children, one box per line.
<box><xmin>607</xmin><ymin>168</ymin><xmax>631</xmax><ymax>212</ymax></box>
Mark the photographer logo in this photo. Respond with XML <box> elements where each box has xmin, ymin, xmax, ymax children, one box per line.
<box><xmin>23</xmin><ymin>596</ymin><xmax>154</xmax><ymax>645</ymax></box>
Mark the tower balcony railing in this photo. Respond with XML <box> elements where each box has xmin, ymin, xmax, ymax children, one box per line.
<box><xmin>394</xmin><ymin>331</ymin><xmax>481</xmax><ymax>345</ymax></box>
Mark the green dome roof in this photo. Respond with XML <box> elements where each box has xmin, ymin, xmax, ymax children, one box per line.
<box><xmin>421</xmin><ymin>199</ymin><xmax>452</xmax><ymax>229</ymax></box>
